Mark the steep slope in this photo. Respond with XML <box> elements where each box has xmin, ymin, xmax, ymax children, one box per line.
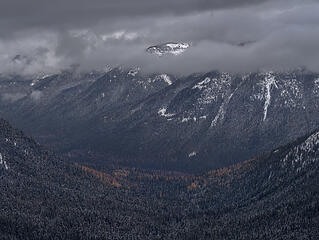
<box><xmin>171</xmin><ymin>128</ymin><xmax>319</xmax><ymax>239</ymax></box>
<box><xmin>0</xmin><ymin>119</ymin><xmax>161</xmax><ymax>239</ymax></box>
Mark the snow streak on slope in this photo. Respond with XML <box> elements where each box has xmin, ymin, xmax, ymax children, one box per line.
<box><xmin>262</xmin><ymin>72</ymin><xmax>278</xmax><ymax>121</ymax></box>
<box><xmin>210</xmin><ymin>84</ymin><xmax>240</xmax><ymax>128</ymax></box>
<box><xmin>251</xmin><ymin>72</ymin><xmax>303</xmax><ymax>113</ymax></box>
<box><xmin>0</xmin><ymin>153</ymin><xmax>9</xmax><ymax>170</ymax></box>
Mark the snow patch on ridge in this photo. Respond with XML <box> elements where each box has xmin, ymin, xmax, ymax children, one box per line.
<box><xmin>31</xmin><ymin>74</ymin><xmax>53</xmax><ymax>86</ymax></box>
<box><xmin>104</xmin><ymin>65</ymin><xmax>113</xmax><ymax>73</ymax></box>
<box><xmin>156</xmin><ymin>74</ymin><xmax>172</xmax><ymax>85</ymax></box>
<box><xmin>182</xmin><ymin>117</ymin><xmax>192</xmax><ymax>123</ymax></box>
<box><xmin>128</xmin><ymin>67</ymin><xmax>140</xmax><ymax>77</ymax></box>
<box><xmin>188</xmin><ymin>152</ymin><xmax>197</xmax><ymax>158</ymax></box>
<box><xmin>195</xmin><ymin>73</ymin><xmax>232</xmax><ymax>106</ymax></box>
<box><xmin>158</xmin><ymin>108</ymin><xmax>175</xmax><ymax>118</ymax></box>
<box><xmin>192</xmin><ymin>77</ymin><xmax>211</xmax><ymax>90</ymax></box>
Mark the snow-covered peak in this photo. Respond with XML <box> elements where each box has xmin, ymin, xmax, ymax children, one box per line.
<box><xmin>155</xmin><ymin>74</ymin><xmax>172</xmax><ymax>85</ymax></box>
<box><xmin>146</xmin><ymin>42</ymin><xmax>190</xmax><ymax>57</ymax></box>
<box><xmin>103</xmin><ymin>65</ymin><xmax>113</xmax><ymax>73</ymax></box>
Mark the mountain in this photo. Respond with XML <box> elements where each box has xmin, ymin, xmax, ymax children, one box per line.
<box><xmin>0</xmin><ymin>118</ymin><xmax>318</xmax><ymax>239</ymax></box>
<box><xmin>0</xmin><ymin>69</ymin><xmax>319</xmax><ymax>172</ymax></box>
<box><xmin>146</xmin><ymin>42</ymin><xmax>190</xmax><ymax>56</ymax></box>
<box><xmin>182</xmin><ymin>128</ymin><xmax>319</xmax><ymax>239</ymax></box>
<box><xmin>0</xmin><ymin>118</ymin><xmax>183</xmax><ymax>239</ymax></box>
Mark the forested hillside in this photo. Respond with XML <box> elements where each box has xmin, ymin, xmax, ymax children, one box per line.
<box><xmin>1</xmin><ymin>119</ymin><xmax>318</xmax><ymax>239</ymax></box>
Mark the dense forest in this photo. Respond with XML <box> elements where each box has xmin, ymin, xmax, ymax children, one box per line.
<box><xmin>0</xmin><ymin>118</ymin><xmax>318</xmax><ymax>239</ymax></box>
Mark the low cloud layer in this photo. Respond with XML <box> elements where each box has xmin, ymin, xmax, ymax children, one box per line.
<box><xmin>1</xmin><ymin>93</ymin><xmax>26</xmax><ymax>102</ymax></box>
<box><xmin>0</xmin><ymin>0</ymin><xmax>318</xmax><ymax>75</ymax></box>
<box><xmin>30</xmin><ymin>90</ymin><xmax>43</xmax><ymax>101</ymax></box>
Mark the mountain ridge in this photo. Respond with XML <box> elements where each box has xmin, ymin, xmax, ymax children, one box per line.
<box><xmin>0</xmin><ymin>68</ymin><xmax>318</xmax><ymax>172</ymax></box>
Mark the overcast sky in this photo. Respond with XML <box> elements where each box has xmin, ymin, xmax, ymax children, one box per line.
<box><xmin>0</xmin><ymin>0</ymin><xmax>318</xmax><ymax>75</ymax></box>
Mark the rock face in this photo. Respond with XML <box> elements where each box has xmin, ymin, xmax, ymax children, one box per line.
<box><xmin>0</xmin><ymin>69</ymin><xmax>319</xmax><ymax>172</ymax></box>
<box><xmin>146</xmin><ymin>42</ymin><xmax>190</xmax><ymax>56</ymax></box>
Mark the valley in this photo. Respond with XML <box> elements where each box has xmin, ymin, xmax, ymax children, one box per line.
<box><xmin>0</xmin><ymin>118</ymin><xmax>318</xmax><ymax>239</ymax></box>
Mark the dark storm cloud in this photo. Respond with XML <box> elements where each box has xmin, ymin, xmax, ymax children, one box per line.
<box><xmin>0</xmin><ymin>0</ymin><xmax>271</xmax><ymax>34</ymax></box>
<box><xmin>0</xmin><ymin>0</ymin><xmax>318</xmax><ymax>75</ymax></box>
